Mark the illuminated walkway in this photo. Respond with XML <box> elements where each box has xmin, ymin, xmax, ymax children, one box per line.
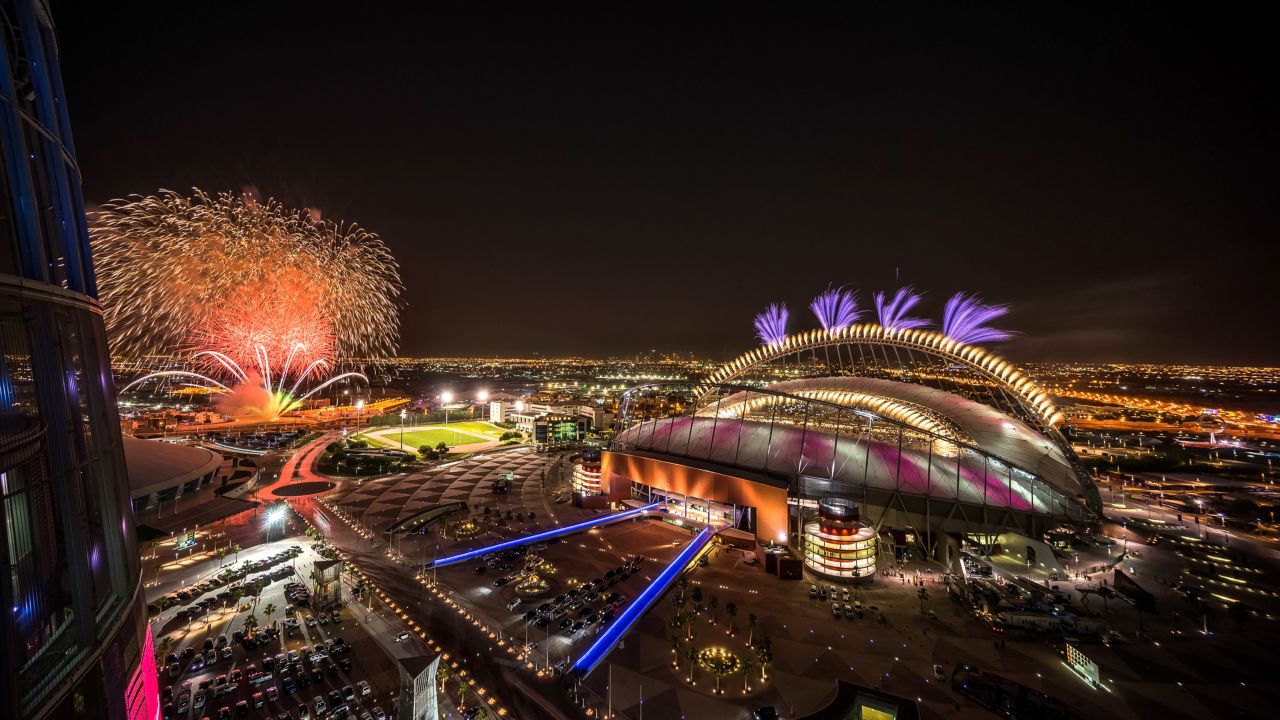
<box><xmin>428</xmin><ymin>502</ymin><xmax>661</xmax><ymax>568</ymax></box>
<box><xmin>573</xmin><ymin>525</ymin><xmax>714</xmax><ymax>676</ymax></box>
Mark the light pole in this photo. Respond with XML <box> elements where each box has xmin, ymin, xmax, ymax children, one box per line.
<box><xmin>400</xmin><ymin>409</ymin><xmax>407</xmax><ymax>451</ymax></box>
<box><xmin>441</xmin><ymin>391</ymin><xmax>453</xmax><ymax>429</ymax></box>
<box><xmin>355</xmin><ymin>398</ymin><xmax>365</xmax><ymax>438</ymax></box>
<box><xmin>477</xmin><ymin>390</ymin><xmax>489</xmax><ymax>423</ymax></box>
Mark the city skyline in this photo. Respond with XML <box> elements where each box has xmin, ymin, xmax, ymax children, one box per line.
<box><xmin>55</xmin><ymin>4</ymin><xmax>1278</xmax><ymax>364</ymax></box>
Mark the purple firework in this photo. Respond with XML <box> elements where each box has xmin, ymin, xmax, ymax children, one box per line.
<box><xmin>754</xmin><ymin>303</ymin><xmax>789</xmax><ymax>346</ymax></box>
<box><xmin>874</xmin><ymin>287</ymin><xmax>929</xmax><ymax>330</ymax></box>
<box><xmin>810</xmin><ymin>286</ymin><xmax>861</xmax><ymax>331</ymax></box>
<box><xmin>942</xmin><ymin>292</ymin><xmax>1013</xmax><ymax>344</ymax></box>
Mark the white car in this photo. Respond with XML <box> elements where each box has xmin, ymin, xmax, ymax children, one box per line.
<box><xmin>394</xmin><ymin>631</ymin><xmax>411</xmax><ymax>642</ymax></box>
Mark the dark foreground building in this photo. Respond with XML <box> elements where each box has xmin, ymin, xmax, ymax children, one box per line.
<box><xmin>1</xmin><ymin>2</ymin><xmax>154</xmax><ymax>718</ymax></box>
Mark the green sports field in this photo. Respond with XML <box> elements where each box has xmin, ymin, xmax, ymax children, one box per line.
<box><xmin>361</xmin><ymin>421</ymin><xmax>506</xmax><ymax>450</ymax></box>
<box><xmin>436</xmin><ymin>421</ymin><xmax>507</xmax><ymax>439</ymax></box>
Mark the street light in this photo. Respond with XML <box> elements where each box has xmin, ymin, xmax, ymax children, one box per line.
<box><xmin>355</xmin><ymin>399</ymin><xmax>365</xmax><ymax>437</ymax></box>
<box><xmin>477</xmin><ymin>390</ymin><xmax>489</xmax><ymax>421</ymax></box>
<box><xmin>441</xmin><ymin>392</ymin><xmax>454</xmax><ymax>428</ymax></box>
<box><xmin>400</xmin><ymin>409</ymin><xmax>407</xmax><ymax>451</ymax></box>
<box><xmin>265</xmin><ymin>504</ymin><xmax>287</xmax><ymax>541</ymax></box>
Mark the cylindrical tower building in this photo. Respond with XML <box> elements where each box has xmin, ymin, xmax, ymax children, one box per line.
<box><xmin>572</xmin><ymin>446</ymin><xmax>604</xmax><ymax>496</ymax></box>
<box><xmin>801</xmin><ymin>497</ymin><xmax>877</xmax><ymax>582</ymax></box>
<box><xmin>1</xmin><ymin>2</ymin><xmax>154</xmax><ymax>718</ymax></box>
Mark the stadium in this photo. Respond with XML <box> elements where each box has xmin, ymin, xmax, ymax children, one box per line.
<box><xmin>592</xmin><ymin>319</ymin><xmax>1102</xmax><ymax>582</ymax></box>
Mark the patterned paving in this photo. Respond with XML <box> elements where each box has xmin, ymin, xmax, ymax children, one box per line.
<box><xmin>326</xmin><ymin>447</ymin><xmax>551</xmax><ymax>530</ymax></box>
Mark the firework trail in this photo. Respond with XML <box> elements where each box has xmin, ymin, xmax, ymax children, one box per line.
<box><xmin>873</xmin><ymin>286</ymin><xmax>929</xmax><ymax>331</ymax></box>
<box><xmin>942</xmin><ymin>292</ymin><xmax>1013</xmax><ymax>344</ymax></box>
<box><xmin>93</xmin><ymin>189</ymin><xmax>402</xmax><ymax>419</ymax></box>
<box><xmin>90</xmin><ymin>188</ymin><xmax>400</xmax><ymax>360</ymax></box>
<box><xmin>810</xmin><ymin>286</ymin><xmax>861</xmax><ymax>331</ymax></box>
<box><xmin>754</xmin><ymin>303</ymin><xmax>789</xmax><ymax>346</ymax></box>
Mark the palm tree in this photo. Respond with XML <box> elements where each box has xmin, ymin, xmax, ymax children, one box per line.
<box><xmin>684</xmin><ymin>646</ymin><xmax>698</xmax><ymax>683</ymax></box>
<box><xmin>244</xmin><ymin>613</ymin><xmax>259</xmax><ymax>633</ymax></box>
<box><xmin>686</xmin><ymin>611</ymin><xmax>698</xmax><ymax>641</ymax></box>
<box><xmin>436</xmin><ymin>663</ymin><xmax>451</xmax><ymax>694</ymax></box>
<box><xmin>708</xmin><ymin>595</ymin><xmax>719</xmax><ymax>625</ymax></box>
<box><xmin>753</xmin><ymin>634</ymin><xmax>773</xmax><ymax>681</ymax></box>
<box><xmin>217</xmin><ymin>547</ymin><xmax>227</xmax><ymax>566</ymax></box>
<box><xmin>725</xmin><ymin>601</ymin><xmax>738</xmax><ymax>636</ymax></box>
<box><xmin>231</xmin><ymin>543</ymin><xmax>242</xmax><ymax>562</ymax></box>
<box><xmin>154</xmin><ymin>635</ymin><xmax>174</xmax><ymax>666</ymax></box>
<box><xmin>670</xmin><ymin>632</ymin><xmax>683</xmax><ymax>668</ymax></box>
<box><xmin>263</xmin><ymin>602</ymin><xmax>277</xmax><ymax>629</ymax></box>
<box><xmin>747</xmin><ymin>613</ymin><xmax>759</xmax><ymax>645</ymax></box>
<box><xmin>456</xmin><ymin>678</ymin><xmax>469</xmax><ymax>711</ymax></box>
<box><xmin>231</xmin><ymin>587</ymin><xmax>245</xmax><ymax>609</ymax></box>
<box><xmin>741</xmin><ymin>656</ymin><xmax>756</xmax><ymax>693</ymax></box>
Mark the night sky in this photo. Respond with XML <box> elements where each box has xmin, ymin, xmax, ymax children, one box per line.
<box><xmin>54</xmin><ymin>4</ymin><xmax>1277</xmax><ymax>363</ymax></box>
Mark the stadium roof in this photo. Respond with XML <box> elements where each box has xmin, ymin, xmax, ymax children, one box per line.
<box><xmin>123</xmin><ymin>436</ymin><xmax>222</xmax><ymax>496</ymax></box>
<box><xmin>616</xmin><ymin>377</ymin><xmax>1091</xmax><ymax>519</ymax></box>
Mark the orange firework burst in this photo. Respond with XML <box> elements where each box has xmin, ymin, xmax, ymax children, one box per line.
<box><xmin>95</xmin><ymin>189</ymin><xmax>401</xmax><ymax>419</ymax></box>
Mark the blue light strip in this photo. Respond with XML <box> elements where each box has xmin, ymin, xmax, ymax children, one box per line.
<box><xmin>572</xmin><ymin>525</ymin><xmax>714</xmax><ymax>676</ymax></box>
<box><xmin>429</xmin><ymin>502</ymin><xmax>661</xmax><ymax>568</ymax></box>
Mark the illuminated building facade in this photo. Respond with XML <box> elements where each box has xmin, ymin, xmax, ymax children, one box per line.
<box><xmin>1</xmin><ymin>2</ymin><xmax>153</xmax><ymax>717</ymax></box>
<box><xmin>801</xmin><ymin>498</ymin><xmax>877</xmax><ymax>581</ymax></box>
<box><xmin>572</xmin><ymin>447</ymin><xmax>603</xmax><ymax>495</ymax></box>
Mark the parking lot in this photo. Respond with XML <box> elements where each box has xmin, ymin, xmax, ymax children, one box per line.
<box><xmin>152</xmin><ymin>536</ymin><xmax>407</xmax><ymax>720</ymax></box>
<box><xmin>433</xmin><ymin>518</ymin><xmax>689</xmax><ymax>672</ymax></box>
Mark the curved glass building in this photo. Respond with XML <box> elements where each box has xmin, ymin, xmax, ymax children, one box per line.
<box><xmin>1</xmin><ymin>2</ymin><xmax>154</xmax><ymax>718</ymax></box>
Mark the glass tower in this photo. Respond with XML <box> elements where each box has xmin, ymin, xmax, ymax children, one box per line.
<box><xmin>1</xmin><ymin>1</ymin><xmax>153</xmax><ymax>718</ymax></box>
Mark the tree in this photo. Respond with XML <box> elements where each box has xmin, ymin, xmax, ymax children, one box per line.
<box><xmin>457</xmin><ymin>678</ymin><xmax>470</xmax><ymax>711</ymax></box>
<box><xmin>670</xmin><ymin>632</ymin><xmax>683</xmax><ymax>669</ymax></box>
<box><xmin>263</xmin><ymin>602</ymin><xmax>277</xmax><ymax>629</ymax></box>
<box><xmin>436</xmin><ymin>663</ymin><xmax>451</xmax><ymax>694</ymax></box>
<box><xmin>419</xmin><ymin>444</ymin><xmax>433</xmax><ymax>456</ymax></box>
<box><xmin>154</xmin><ymin>635</ymin><xmax>174</xmax><ymax>666</ymax></box>
<box><xmin>244</xmin><ymin>613</ymin><xmax>259</xmax><ymax>633</ymax></box>
<box><xmin>231</xmin><ymin>543</ymin><xmax>242</xmax><ymax>561</ymax></box>
<box><xmin>753</xmin><ymin>634</ymin><xmax>773</xmax><ymax>681</ymax></box>
<box><xmin>708</xmin><ymin>595</ymin><xmax>719</xmax><ymax>625</ymax></box>
<box><xmin>686</xmin><ymin>610</ymin><xmax>698</xmax><ymax>641</ymax></box>
<box><xmin>436</xmin><ymin>441</ymin><xmax>449</xmax><ymax>453</ymax></box>
<box><xmin>217</xmin><ymin>546</ymin><xmax>228</xmax><ymax>566</ymax></box>
<box><xmin>684</xmin><ymin>646</ymin><xmax>698</xmax><ymax>683</ymax></box>
<box><xmin>741</xmin><ymin>656</ymin><xmax>756</xmax><ymax>693</ymax></box>
<box><xmin>747</xmin><ymin>613</ymin><xmax>759</xmax><ymax>645</ymax></box>
<box><xmin>231</xmin><ymin>587</ymin><xmax>246</xmax><ymax>609</ymax></box>
<box><xmin>725</xmin><ymin>601</ymin><xmax>738</xmax><ymax>636</ymax></box>
<box><xmin>700</xmin><ymin>649</ymin><xmax>739</xmax><ymax>695</ymax></box>
<box><xmin>691</xmin><ymin>587</ymin><xmax>703</xmax><ymax>604</ymax></box>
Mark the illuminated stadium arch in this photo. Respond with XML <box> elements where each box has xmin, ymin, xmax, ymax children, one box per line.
<box><xmin>702</xmin><ymin>324</ymin><xmax>1065</xmax><ymax>433</ymax></box>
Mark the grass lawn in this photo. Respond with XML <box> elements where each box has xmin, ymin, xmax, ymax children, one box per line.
<box><xmin>362</xmin><ymin>428</ymin><xmax>480</xmax><ymax>450</ymax></box>
<box><xmin>437</xmin><ymin>421</ymin><xmax>507</xmax><ymax>439</ymax></box>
